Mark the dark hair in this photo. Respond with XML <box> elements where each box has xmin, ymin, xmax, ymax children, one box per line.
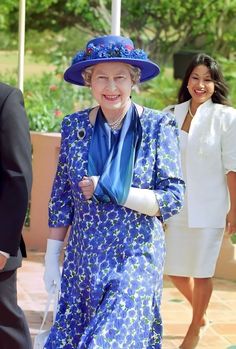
<box><xmin>178</xmin><ymin>53</ymin><xmax>230</xmax><ymax>105</ymax></box>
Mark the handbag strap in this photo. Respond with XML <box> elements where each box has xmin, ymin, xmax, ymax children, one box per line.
<box><xmin>39</xmin><ymin>290</ymin><xmax>59</xmax><ymax>331</ymax></box>
<box><xmin>39</xmin><ymin>293</ymin><xmax>54</xmax><ymax>331</ymax></box>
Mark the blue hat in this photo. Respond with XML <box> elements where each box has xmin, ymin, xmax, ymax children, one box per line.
<box><xmin>64</xmin><ymin>35</ymin><xmax>160</xmax><ymax>86</ymax></box>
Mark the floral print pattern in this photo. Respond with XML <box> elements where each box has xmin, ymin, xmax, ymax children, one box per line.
<box><xmin>44</xmin><ymin>107</ymin><xmax>184</xmax><ymax>349</ymax></box>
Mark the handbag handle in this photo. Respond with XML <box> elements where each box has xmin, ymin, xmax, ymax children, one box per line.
<box><xmin>39</xmin><ymin>289</ymin><xmax>60</xmax><ymax>332</ymax></box>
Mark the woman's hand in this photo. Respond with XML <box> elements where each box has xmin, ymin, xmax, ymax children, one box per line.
<box><xmin>0</xmin><ymin>254</ymin><xmax>7</xmax><ymax>271</ymax></box>
<box><xmin>226</xmin><ymin>172</ymin><xmax>236</xmax><ymax>235</ymax></box>
<box><xmin>78</xmin><ymin>176</ymin><xmax>95</xmax><ymax>200</ymax></box>
<box><xmin>226</xmin><ymin>209</ymin><xmax>236</xmax><ymax>235</ymax></box>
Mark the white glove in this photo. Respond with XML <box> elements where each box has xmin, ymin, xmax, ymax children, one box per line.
<box><xmin>124</xmin><ymin>187</ymin><xmax>160</xmax><ymax>216</ymax></box>
<box><xmin>90</xmin><ymin>176</ymin><xmax>99</xmax><ymax>189</ymax></box>
<box><xmin>44</xmin><ymin>239</ymin><xmax>64</xmax><ymax>294</ymax></box>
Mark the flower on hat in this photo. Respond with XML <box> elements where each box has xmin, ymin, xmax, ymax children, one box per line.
<box><xmin>72</xmin><ymin>42</ymin><xmax>147</xmax><ymax>65</ymax></box>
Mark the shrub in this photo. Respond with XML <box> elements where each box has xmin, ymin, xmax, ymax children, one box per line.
<box><xmin>132</xmin><ymin>67</ymin><xmax>181</xmax><ymax>110</ymax></box>
<box><xmin>24</xmin><ymin>72</ymin><xmax>92</xmax><ymax>132</ymax></box>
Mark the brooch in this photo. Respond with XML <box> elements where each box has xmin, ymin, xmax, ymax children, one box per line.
<box><xmin>77</xmin><ymin>128</ymin><xmax>86</xmax><ymax>140</ymax></box>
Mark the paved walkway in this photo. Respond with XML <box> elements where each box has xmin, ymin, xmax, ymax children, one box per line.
<box><xmin>17</xmin><ymin>252</ymin><xmax>236</xmax><ymax>349</ymax></box>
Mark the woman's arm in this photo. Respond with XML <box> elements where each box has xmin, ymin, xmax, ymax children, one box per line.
<box><xmin>79</xmin><ymin>177</ymin><xmax>160</xmax><ymax>216</ymax></box>
<box><xmin>123</xmin><ymin>187</ymin><xmax>160</xmax><ymax>216</ymax></box>
<box><xmin>44</xmin><ymin>227</ymin><xmax>69</xmax><ymax>294</ymax></box>
<box><xmin>153</xmin><ymin>111</ymin><xmax>185</xmax><ymax>221</ymax></box>
<box><xmin>226</xmin><ymin>171</ymin><xmax>236</xmax><ymax>235</ymax></box>
<box><xmin>44</xmin><ymin>115</ymin><xmax>74</xmax><ymax>293</ymax></box>
<box><xmin>48</xmin><ymin>226</ymin><xmax>69</xmax><ymax>241</ymax></box>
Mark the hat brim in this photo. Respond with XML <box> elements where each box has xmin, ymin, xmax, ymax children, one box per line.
<box><xmin>64</xmin><ymin>58</ymin><xmax>160</xmax><ymax>86</ymax></box>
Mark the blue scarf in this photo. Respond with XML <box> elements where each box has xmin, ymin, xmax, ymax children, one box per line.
<box><xmin>88</xmin><ymin>103</ymin><xmax>142</xmax><ymax>204</ymax></box>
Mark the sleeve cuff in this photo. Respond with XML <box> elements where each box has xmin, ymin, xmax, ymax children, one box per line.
<box><xmin>0</xmin><ymin>251</ymin><xmax>10</xmax><ymax>258</ymax></box>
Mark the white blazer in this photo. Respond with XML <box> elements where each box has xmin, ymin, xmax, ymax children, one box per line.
<box><xmin>165</xmin><ymin>99</ymin><xmax>236</xmax><ymax>228</ymax></box>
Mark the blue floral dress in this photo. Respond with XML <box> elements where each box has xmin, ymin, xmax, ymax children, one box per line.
<box><xmin>44</xmin><ymin>107</ymin><xmax>184</xmax><ymax>349</ymax></box>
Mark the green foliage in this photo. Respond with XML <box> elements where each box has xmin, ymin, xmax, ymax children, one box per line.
<box><xmin>25</xmin><ymin>0</ymin><xmax>111</xmax><ymax>33</ymax></box>
<box><xmin>1</xmin><ymin>0</ymin><xmax>236</xmax><ymax>63</ymax></box>
<box><xmin>23</xmin><ymin>72</ymin><xmax>93</xmax><ymax>132</ymax></box>
<box><xmin>217</xmin><ymin>57</ymin><xmax>236</xmax><ymax>106</ymax></box>
<box><xmin>25</xmin><ymin>27</ymin><xmax>91</xmax><ymax>67</ymax></box>
<box><xmin>0</xmin><ymin>70</ymin><xmax>92</xmax><ymax>132</ymax></box>
<box><xmin>0</xmin><ymin>31</ymin><xmax>17</xmax><ymax>50</ymax></box>
<box><xmin>0</xmin><ymin>0</ymin><xmax>16</xmax><ymax>30</ymax></box>
<box><xmin>231</xmin><ymin>234</ymin><xmax>236</xmax><ymax>244</ymax></box>
<box><xmin>122</xmin><ymin>0</ymin><xmax>236</xmax><ymax>62</ymax></box>
<box><xmin>133</xmin><ymin>68</ymin><xmax>181</xmax><ymax>110</ymax></box>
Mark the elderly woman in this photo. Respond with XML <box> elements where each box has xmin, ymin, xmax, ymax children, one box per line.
<box><xmin>43</xmin><ymin>35</ymin><xmax>185</xmax><ymax>349</ymax></box>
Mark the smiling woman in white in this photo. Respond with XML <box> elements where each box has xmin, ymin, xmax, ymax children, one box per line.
<box><xmin>163</xmin><ymin>53</ymin><xmax>236</xmax><ymax>349</ymax></box>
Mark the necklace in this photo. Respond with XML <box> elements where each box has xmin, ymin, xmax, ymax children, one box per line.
<box><xmin>188</xmin><ymin>105</ymin><xmax>195</xmax><ymax>118</ymax></box>
<box><xmin>108</xmin><ymin>114</ymin><xmax>126</xmax><ymax>130</ymax></box>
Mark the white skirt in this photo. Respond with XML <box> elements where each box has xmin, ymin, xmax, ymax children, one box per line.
<box><xmin>164</xmin><ymin>225</ymin><xmax>224</xmax><ymax>278</ymax></box>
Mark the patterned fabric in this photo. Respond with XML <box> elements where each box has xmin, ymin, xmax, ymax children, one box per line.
<box><xmin>45</xmin><ymin>107</ymin><xmax>185</xmax><ymax>349</ymax></box>
<box><xmin>88</xmin><ymin>103</ymin><xmax>142</xmax><ymax>204</ymax></box>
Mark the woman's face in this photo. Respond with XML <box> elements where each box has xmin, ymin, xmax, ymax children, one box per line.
<box><xmin>90</xmin><ymin>62</ymin><xmax>133</xmax><ymax>117</ymax></box>
<box><xmin>187</xmin><ymin>64</ymin><xmax>215</xmax><ymax>107</ymax></box>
